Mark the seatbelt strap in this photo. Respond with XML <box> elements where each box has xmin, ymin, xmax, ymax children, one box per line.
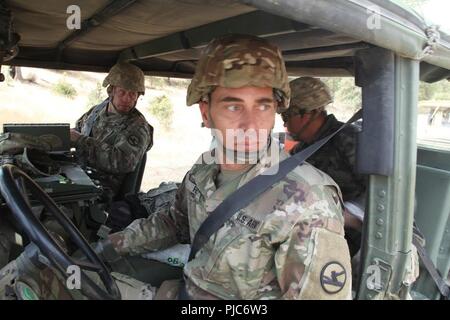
<box><xmin>81</xmin><ymin>98</ymin><xmax>109</xmax><ymax>136</ymax></box>
<box><xmin>412</xmin><ymin>235</ymin><xmax>450</xmax><ymax>299</ymax></box>
<box><xmin>188</xmin><ymin>109</ymin><xmax>362</xmax><ymax>262</ymax></box>
<box><xmin>178</xmin><ymin>109</ymin><xmax>362</xmax><ymax>299</ymax></box>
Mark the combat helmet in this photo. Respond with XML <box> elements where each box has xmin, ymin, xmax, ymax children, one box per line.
<box><xmin>186</xmin><ymin>34</ymin><xmax>290</xmax><ymax>112</ymax></box>
<box><xmin>288</xmin><ymin>77</ymin><xmax>333</xmax><ymax>113</ymax></box>
<box><xmin>103</xmin><ymin>61</ymin><xmax>146</xmax><ymax>95</ymax></box>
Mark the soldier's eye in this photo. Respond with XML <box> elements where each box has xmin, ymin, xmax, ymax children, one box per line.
<box><xmin>226</xmin><ymin>105</ymin><xmax>240</xmax><ymax>112</ymax></box>
<box><xmin>257</xmin><ymin>104</ymin><xmax>272</xmax><ymax>111</ymax></box>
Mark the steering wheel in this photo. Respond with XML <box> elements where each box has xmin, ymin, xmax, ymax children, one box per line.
<box><xmin>0</xmin><ymin>164</ymin><xmax>121</xmax><ymax>300</ymax></box>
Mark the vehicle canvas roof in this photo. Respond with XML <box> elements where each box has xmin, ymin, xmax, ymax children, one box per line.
<box><xmin>4</xmin><ymin>0</ymin><xmax>450</xmax><ymax>82</ymax></box>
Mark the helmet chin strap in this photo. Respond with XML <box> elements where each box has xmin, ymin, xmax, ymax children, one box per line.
<box><xmin>211</xmin><ymin>134</ymin><xmax>271</xmax><ymax>165</ymax></box>
<box><xmin>290</xmin><ymin>110</ymin><xmax>322</xmax><ymax>142</ymax></box>
<box><xmin>207</xmin><ymin>111</ymin><xmax>270</xmax><ymax>165</ymax></box>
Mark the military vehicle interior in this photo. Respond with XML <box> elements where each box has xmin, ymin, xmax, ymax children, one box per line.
<box><xmin>0</xmin><ymin>0</ymin><xmax>449</xmax><ymax>300</ymax></box>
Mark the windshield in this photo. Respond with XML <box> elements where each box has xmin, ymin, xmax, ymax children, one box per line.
<box><xmin>388</xmin><ymin>0</ymin><xmax>450</xmax><ymax>149</ymax></box>
<box><xmin>417</xmin><ymin>79</ymin><xmax>450</xmax><ymax>151</ymax></box>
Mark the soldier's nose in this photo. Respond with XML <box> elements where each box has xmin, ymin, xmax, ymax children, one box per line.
<box><xmin>239</xmin><ymin>111</ymin><xmax>257</xmax><ymax>130</ymax></box>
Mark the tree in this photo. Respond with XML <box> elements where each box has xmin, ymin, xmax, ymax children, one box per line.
<box><xmin>321</xmin><ymin>77</ymin><xmax>362</xmax><ymax>113</ymax></box>
<box><xmin>148</xmin><ymin>95</ymin><xmax>174</xmax><ymax>130</ymax></box>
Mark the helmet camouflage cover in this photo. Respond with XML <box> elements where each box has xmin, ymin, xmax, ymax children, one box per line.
<box><xmin>187</xmin><ymin>34</ymin><xmax>290</xmax><ymax>112</ymax></box>
<box><xmin>287</xmin><ymin>77</ymin><xmax>333</xmax><ymax>114</ymax></box>
<box><xmin>103</xmin><ymin>61</ymin><xmax>146</xmax><ymax>95</ymax></box>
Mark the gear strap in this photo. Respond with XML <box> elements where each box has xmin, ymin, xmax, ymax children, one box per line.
<box><xmin>81</xmin><ymin>98</ymin><xmax>109</xmax><ymax>136</ymax></box>
<box><xmin>179</xmin><ymin>109</ymin><xmax>362</xmax><ymax>299</ymax></box>
<box><xmin>412</xmin><ymin>231</ymin><xmax>449</xmax><ymax>299</ymax></box>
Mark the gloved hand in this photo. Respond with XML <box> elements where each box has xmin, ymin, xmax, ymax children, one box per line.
<box><xmin>72</xmin><ymin>238</ymin><xmax>117</xmax><ymax>267</ymax></box>
<box><xmin>105</xmin><ymin>200</ymin><xmax>135</xmax><ymax>233</ymax></box>
<box><xmin>89</xmin><ymin>238</ymin><xmax>136</xmax><ymax>276</ymax></box>
<box><xmin>89</xmin><ymin>238</ymin><xmax>119</xmax><ymax>264</ymax></box>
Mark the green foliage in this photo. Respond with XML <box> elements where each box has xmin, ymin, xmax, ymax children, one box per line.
<box><xmin>148</xmin><ymin>95</ymin><xmax>174</xmax><ymax>130</ymax></box>
<box><xmin>147</xmin><ymin>77</ymin><xmax>167</xmax><ymax>88</ymax></box>
<box><xmin>321</xmin><ymin>77</ymin><xmax>361</xmax><ymax>113</ymax></box>
<box><xmin>147</xmin><ymin>76</ymin><xmax>190</xmax><ymax>89</ymax></box>
<box><xmin>315</xmin><ymin>76</ymin><xmax>450</xmax><ymax>116</ymax></box>
<box><xmin>53</xmin><ymin>80</ymin><xmax>77</xmax><ymax>99</ymax></box>
<box><xmin>86</xmin><ymin>82</ymin><xmax>105</xmax><ymax>108</ymax></box>
<box><xmin>419</xmin><ymin>80</ymin><xmax>450</xmax><ymax>101</ymax></box>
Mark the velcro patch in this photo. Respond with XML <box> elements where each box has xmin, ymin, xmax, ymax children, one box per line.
<box><xmin>127</xmin><ymin>134</ymin><xmax>140</xmax><ymax>146</ymax></box>
<box><xmin>235</xmin><ymin>211</ymin><xmax>261</xmax><ymax>231</ymax></box>
<box><xmin>320</xmin><ymin>262</ymin><xmax>347</xmax><ymax>294</ymax></box>
<box><xmin>298</xmin><ymin>228</ymin><xmax>352</xmax><ymax>299</ymax></box>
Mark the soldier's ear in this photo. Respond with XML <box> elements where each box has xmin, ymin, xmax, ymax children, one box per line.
<box><xmin>107</xmin><ymin>85</ymin><xmax>114</xmax><ymax>97</ymax></box>
<box><xmin>199</xmin><ymin>101</ymin><xmax>211</xmax><ymax>128</ymax></box>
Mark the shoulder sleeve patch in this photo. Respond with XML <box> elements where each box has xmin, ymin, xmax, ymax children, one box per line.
<box><xmin>320</xmin><ymin>261</ymin><xmax>347</xmax><ymax>294</ymax></box>
<box><xmin>298</xmin><ymin>227</ymin><xmax>352</xmax><ymax>300</ymax></box>
<box><xmin>127</xmin><ymin>134</ymin><xmax>140</xmax><ymax>147</ymax></box>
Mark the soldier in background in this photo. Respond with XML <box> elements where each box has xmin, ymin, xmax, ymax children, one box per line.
<box><xmin>70</xmin><ymin>62</ymin><xmax>153</xmax><ymax>200</ymax></box>
<box><xmin>282</xmin><ymin>77</ymin><xmax>366</xmax><ymax>203</ymax></box>
<box><xmin>281</xmin><ymin>78</ymin><xmax>420</xmax><ymax>296</ymax></box>
<box><xmin>281</xmin><ymin>77</ymin><xmax>366</xmax><ymax>255</ymax></box>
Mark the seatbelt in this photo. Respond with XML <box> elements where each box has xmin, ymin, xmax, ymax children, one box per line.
<box><xmin>412</xmin><ymin>229</ymin><xmax>450</xmax><ymax>300</ymax></box>
<box><xmin>81</xmin><ymin>98</ymin><xmax>109</xmax><ymax>136</ymax></box>
<box><xmin>178</xmin><ymin>109</ymin><xmax>362</xmax><ymax>299</ymax></box>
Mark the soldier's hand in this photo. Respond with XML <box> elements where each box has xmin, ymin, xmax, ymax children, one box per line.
<box><xmin>91</xmin><ymin>238</ymin><xmax>120</xmax><ymax>264</ymax></box>
<box><xmin>73</xmin><ymin>239</ymin><xmax>118</xmax><ymax>266</ymax></box>
<box><xmin>70</xmin><ymin>128</ymin><xmax>82</xmax><ymax>143</ymax></box>
<box><xmin>90</xmin><ymin>238</ymin><xmax>136</xmax><ymax>275</ymax></box>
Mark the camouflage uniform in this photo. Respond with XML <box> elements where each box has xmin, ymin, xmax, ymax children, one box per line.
<box><xmin>110</xmin><ymin>144</ymin><xmax>352</xmax><ymax>299</ymax></box>
<box><xmin>74</xmin><ymin>103</ymin><xmax>153</xmax><ymax>197</ymax></box>
<box><xmin>8</xmin><ymin>36</ymin><xmax>351</xmax><ymax>301</ymax></box>
<box><xmin>285</xmin><ymin>77</ymin><xmax>366</xmax><ymax>202</ymax></box>
<box><xmin>285</xmin><ymin>78</ymin><xmax>420</xmax><ymax>295</ymax></box>
<box><xmin>107</xmin><ymin>35</ymin><xmax>352</xmax><ymax>300</ymax></box>
<box><xmin>105</xmin><ymin>182</ymin><xmax>179</xmax><ymax>232</ymax></box>
<box><xmin>290</xmin><ymin>116</ymin><xmax>366</xmax><ymax>201</ymax></box>
<box><xmin>74</xmin><ymin>62</ymin><xmax>153</xmax><ymax>198</ymax></box>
